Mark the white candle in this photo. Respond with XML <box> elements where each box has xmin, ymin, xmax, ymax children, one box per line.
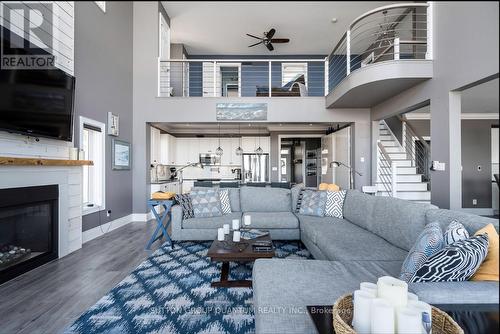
<box><xmin>370</xmin><ymin>298</ymin><xmax>395</xmax><ymax>334</ymax></box>
<box><xmin>217</xmin><ymin>228</ymin><xmax>225</xmax><ymax>241</ymax></box>
<box><xmin>360</xmin><ymin>282</ymin><xmax>378</xmax><ymax>297</ymax></box>
<box><xmin>396</xmin><ymin>307</ymin><xmax>422</xmax><ymax>334</ymax></box>
<box><xmin>377</xmin><ymin>276</ymin><xmax>408</xmax><ymax>307</ymax></box>
<box><xmin>244</xmin><ymin>215</ymin><xmax>251</xmax><ymax>226</ymax></box>
<box><xmin>407</xmin><ymin>300</ymin><xmax>432</xmax><ymax>334</ymax></box>
<box><xmin>233</xmin><ymin>230</ymin><xmax>241</xmax><ymax>242</ymax></box>
<box><xmin>223</xmin><ymin>224</ymin><xmax>230</xmax><ymax>235</ymax></box>
<box><xmin>352</xmin><ymin>290</ymin><xmax>375</xmax><ymax>333</ymax></box>
<box><xmin>232</xmin><ymin>219</ymin><xmax>240</xmax><ymax>231</ymax></box>
<box><xmin>408</xmin><ymin>292</ymin><xmax>419</xmax><ymax>302</ymax></box>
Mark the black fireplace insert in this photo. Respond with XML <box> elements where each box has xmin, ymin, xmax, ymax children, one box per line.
<box><xmin>0</xmin><ymin>185</ymin><xmax>58</xmax><ymax>284</ymax></box>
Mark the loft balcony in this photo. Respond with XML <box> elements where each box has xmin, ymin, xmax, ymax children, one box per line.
<box><xmin>326</xmin><ymin>3</ymin><xmax>433</xmax><ymax>108</ymax></box>
<box><xmin>158</xmin><ymin>58</ymin><xmax>327</xmax><ymax>98</ymax></box>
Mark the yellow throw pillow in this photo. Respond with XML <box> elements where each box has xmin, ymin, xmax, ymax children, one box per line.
<box><xmin>471</xmin><ymin>224</ymin><xmax>499</xmax><ymax>281</ymax></box>
<box><xmin>318</xmin><ymin>183</ymin><xmax>329</xmax><ymax>191</ymax></box>
<box><xmin>327</xmin><ymin>184</ymin><xmax>340</xmax><ymax>192</ymax></box>
<box><xmin>318</xmin><ymin>183</ymin><xmax>340</xmax><ymax>192</ymax></box>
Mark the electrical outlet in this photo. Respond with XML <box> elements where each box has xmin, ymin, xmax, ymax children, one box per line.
<box><xmin>106</xmin><ymin>210</ymin><xmax>111</xmax><ymax>217</ymax></box>
<box><xmin>472</xmin><ymin>199</ymin><xmax>477</xmax><ymax>206</ymax></box>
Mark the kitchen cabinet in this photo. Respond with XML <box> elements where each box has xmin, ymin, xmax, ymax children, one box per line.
<box><xmin>150</xmin><ymin>127</ymin><xmax>162</xmax><ymax>164</ymax></box>
<box><xmin>160</xmin><ymin>133</ymin><xmax>175</xmax><ymax>165</ymax></box>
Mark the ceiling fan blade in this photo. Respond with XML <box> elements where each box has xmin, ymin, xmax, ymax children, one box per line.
<box><xmin>248</xmin><ymin>41</ymin><xmax>263</xmax><ymax>48</ymax></box>
<box><xmin>270</xmin><ymin>38</ymin><xmax>290</xmax><ymax>43</ymax></box>
<box><xmin>266</xmin><ymin>42</ymin><xmax>274</xmax><ymax>51</ymax></box>
<box><xmin>246</xmin><ymin>33</ymin><xmax>263</xmax><ymax>40</ymax></box>
<box><xmin>265</xmin><ymin>28</ymin><xmax>276</xmax><ymax>39</ymax></box>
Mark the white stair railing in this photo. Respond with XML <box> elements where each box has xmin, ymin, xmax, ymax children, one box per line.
<box><xmin>377</xmin><ymin>141</ymin><xmax>398</xmax><ymax>197</ymax></box>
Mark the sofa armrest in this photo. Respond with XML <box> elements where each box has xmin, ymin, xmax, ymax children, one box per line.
<box><xmin>170</xmin><ymin>204</ymin><xmax>183</xmax><ymax>240</ymax></box>
<box><xmin>410</xmin><ymin>281</ymin><xmax>499</xmax><ymax>305</ymax></box>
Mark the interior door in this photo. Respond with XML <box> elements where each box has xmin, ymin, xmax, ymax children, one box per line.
<box><xmin>333</xmin><ymin>126</ymin><xmax>352</xmax><ymax>189</ymax></box>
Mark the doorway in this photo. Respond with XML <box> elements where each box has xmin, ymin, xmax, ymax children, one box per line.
<box><xmin>280</xmin><ymin>137</ymin><xmax>321</xmax><ymax>187</ymax></box>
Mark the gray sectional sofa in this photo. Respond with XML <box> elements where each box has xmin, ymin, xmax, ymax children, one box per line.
<box><xmin>170</xmin><ymin>186</ymin><xmax>499</xmax><ymax>334</ymax></box>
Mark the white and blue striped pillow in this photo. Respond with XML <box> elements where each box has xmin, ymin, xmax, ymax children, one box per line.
<box><xmin>219</xmin><ymin>189</ymin><xmax>232</xmax><ymax>215</ymax></box>
<box><xmin>410</xmin><ymin>234</ymin><xmax>489</xmax><ymax>282</ymax></box>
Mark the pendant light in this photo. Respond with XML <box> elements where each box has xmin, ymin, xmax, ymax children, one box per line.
<box><xmin>255</xmin><ymin>126</ymin><xmax>263</xmax><ymax>155</ymax></box>
<box><xmin>216</xmin><ymin>123</ymin><xmax>223</xmax><ymax>156</ymax></box>
<box><xmin>235</xmin><ymin>123</ymin><xmax>243</xmax><ymax>156</ymax></box>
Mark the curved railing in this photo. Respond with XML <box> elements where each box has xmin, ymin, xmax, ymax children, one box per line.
<box><xmin>328</xmin><ymin>3</ymin><xmax>431</xmax><ymax>94</ymax></box>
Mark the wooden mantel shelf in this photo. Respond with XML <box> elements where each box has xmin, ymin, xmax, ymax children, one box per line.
<box><xmin>0</xmin><ymin>156</ymin><xmax>94</xmax><ymax>166</ymax></box>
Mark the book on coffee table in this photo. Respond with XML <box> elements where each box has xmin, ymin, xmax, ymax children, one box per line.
<box><xmin>241</xmin><ymin>229</ymin><xmax>269</xmax><ymax>240</ymax></box>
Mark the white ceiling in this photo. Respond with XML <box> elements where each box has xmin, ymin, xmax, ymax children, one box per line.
<box><xmin>162</xmin><ymin>1</ymin><xmax>396</xmax><ymax>55</ymax></box>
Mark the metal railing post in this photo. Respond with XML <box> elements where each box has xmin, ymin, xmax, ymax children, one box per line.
<box><xmin>346</xmin><ymin>30</ymin><xmax>351</xmax><ymax>75</ymax></box>
<box><xmin>391</xmin><ymin>162</ymin><xmax>397</xmax><ymax>197</ymax></box>
<box><xmin>426</xmin><ymin>2</ymin><xmax>433</xmax><ymax>60</ymax></box>
<box><xmin>213</xmin><ymin>61</ymin><xmax>217</xmax><ymax>97</ymax></box>
<box><xmin>394</xmin><ymin>37</ymin><xmax>400</xmax><ymax>60</ymax></box>
<box><xmin>268</xmin><ymin>61</ymin><xmax>272</xmax><ymax>97</ymax></box>
<box><xmin>324</xmin><ymin>57</ymin><xmax>329</xmax><ymax>96</ymax></box>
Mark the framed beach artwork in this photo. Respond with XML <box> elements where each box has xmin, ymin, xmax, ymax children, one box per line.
<box><xmin>112</xmin><ymin>139</ymin><xmax>131</xmax><ymax>170</ymax></box>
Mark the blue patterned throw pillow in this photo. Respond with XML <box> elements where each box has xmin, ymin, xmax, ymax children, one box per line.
<box><xmin>325</xmin><ymin>190</ymin><xmax>346</xmax><ymax>219</ymax></box>
<box><xmin>174</xmin><ymin>194</ymin><xmax>194</xmax><ymax>220</ymax></box>
<box><xmin>298</xmin><ymin>190</ymin><xmax>327</xmax><ymax>217</ymax></box>
<box><xmin>444</xmin><ymin>220</ymin><xmax>469</xmax><ymax>245</ymax></box>
<box><xmin>410</xmin><ymin>234</ymin><xmax>489</xmax><ymax>283</ymax></box>
<box><xmin>190</xmin><ymin>188</ymin><xmax>223</xmax><ymax>218</ymax></box>
<box><xmin>400</xmin><ymin>222</ymin><xmax>444</xmax><ymax>282</ymax></box>
<box><xmin>218</xmin><ymin>189</ymin><xmax>232</xmax><ymax>215</ymax></box>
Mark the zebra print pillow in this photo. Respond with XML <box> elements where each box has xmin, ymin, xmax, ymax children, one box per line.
<box><xmin>410</xmin><ymin>234</ymin><xmax>489</xmax><ymax>283</ymax></box>
<box><xmin>174</xmin><ymin>194</ymin><xmax>194</xmax><ymax>220</ymax></box>
<box><xmin>325</xmin><ymin>190</ymin><xmax>346</xmax><ymax>218</ymax></box>
<box><xmin>444</xmin><ymin>220</ymin><xmax>470</xmax><ymax>245</ymax></box>
<box><xmin>295</xmin><ymin>188</ymin><xmax>306</xmax><ymax>213</ymax></box>
<box><xmin>218</xmin><ymin>189</ymin><xmax>232</xmax><ymax>214</ymax></box>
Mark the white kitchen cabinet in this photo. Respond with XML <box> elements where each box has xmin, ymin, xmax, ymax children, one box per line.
<box><xmin>187</xmin><ymin>138</ymin><xmax>200</xmax><ymax>165</ymax></box>
<box><xmin>150</xmin><ymin>127</ymin><xmax>162</xmax><ymax>164</ymax></box>
<box><xmin>168</xmin><ymin>135</ymin><xmax>177</xmax><ymax>165</ymax></box>
<box><xmin>175</xmin><ymin>138</ymin><xmax>189</xmax><ymax>165</ymax></box>
<box><xmin>241</xmin><ymin>137</ymin><xmax>270</xmax><ymax>153</ymax></box>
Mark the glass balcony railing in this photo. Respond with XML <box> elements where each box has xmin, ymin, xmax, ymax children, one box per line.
<box><xmin>158</xmin><ymin>59</ymin><xmax>328</xmax><ymax>98</ymax></box>
<box><xmin>328</xmin><ymin>3</ymin><xmax>431</xmax><ymax>94</ymax></box>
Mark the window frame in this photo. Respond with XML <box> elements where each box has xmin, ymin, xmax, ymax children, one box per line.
<box><xmin>79</xmin><ymin>116</ymin><xmax>106</xmax><ymax>216</ymax></box>
<box><xmin>281</xmin><ymin>62</ymin><xmax>308</xmax><ymax>88</ymax></box>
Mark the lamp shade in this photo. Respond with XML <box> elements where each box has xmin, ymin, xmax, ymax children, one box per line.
<box><xmin>235</xmin><ymin>146</ymin><xmax>243</xmax><ymax>156</ymax></box>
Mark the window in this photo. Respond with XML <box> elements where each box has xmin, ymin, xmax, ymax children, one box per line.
<box><xmin>80</xmin><ymin>117</ymin><xmax>105</xmax><ymax>215</ymax></box>
<box><xmin>282</xmin><ymin>63</ymin><xmax>308</xmax><ymax>87</ymax></box>
<box><xmin>94</xmin><ymin>1</ymin><xmax>106</xmax><ymax>13</ymax></box>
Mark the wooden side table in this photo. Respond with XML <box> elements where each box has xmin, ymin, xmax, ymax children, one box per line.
<box><xmin>146</xmin><ymin>199</ymin><xmax>174</xmax><ymax>250</ymax></box>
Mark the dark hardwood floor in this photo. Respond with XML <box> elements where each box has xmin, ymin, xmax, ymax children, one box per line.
<box><xmin>0</xmin><ymin>221</ymin><xmax>164</xmax><ymax>334</ymax></box>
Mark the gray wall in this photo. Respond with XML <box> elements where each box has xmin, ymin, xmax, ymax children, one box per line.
<box><xmin>132</xmin><ymin>1</ymin><xmax>372</xmax><ymax>214</ymax></box>
<box><xmin>371</xmin><ymin>2</ymin><xmax>499</xmax><ymax>209</ymax></box>
<box><xmin>74</xmin><ymin>1</ymin><xmax>133</xmax><ymax>231</ymax></box>
<box><xmin>461</xmin><ymin>120</ymin><xmax>499</xmax><ymax>208</ymax></box>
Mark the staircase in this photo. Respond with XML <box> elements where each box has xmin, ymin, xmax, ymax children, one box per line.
<box><xmin>377</xmin><ymin>121</ymin><xmax>431</xmax><ymax>203</ymax></box>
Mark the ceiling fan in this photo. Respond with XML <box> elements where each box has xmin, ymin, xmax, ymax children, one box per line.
<box><xmin>246</xmin><ymin>28</ymin><xmax>290</xmax><ymax>51</ymax></box>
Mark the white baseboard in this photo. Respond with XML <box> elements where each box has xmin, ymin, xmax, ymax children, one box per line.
<box><xmin>131</xmin><ymin>212</ymin><xmax>154</xmax><ymax>222</ymax></box>
<box><xmin>82</xmin><ymin>214</ymin><xmax>135</xmax><ymax>243</ymax></box>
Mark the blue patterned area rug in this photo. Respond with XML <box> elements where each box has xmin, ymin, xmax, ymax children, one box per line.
<box><xmin>65</xmin><ymin>241</ymin><xmax>310</xmax><ymax>334</ymax></box>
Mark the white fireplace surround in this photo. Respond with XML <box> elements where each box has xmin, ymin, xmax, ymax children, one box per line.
<box><xmin>0</xmin><ymin>166</ymin><xmax>83</xmax><ymax>257</ymax></box>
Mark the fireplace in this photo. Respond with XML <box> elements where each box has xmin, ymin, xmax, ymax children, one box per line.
<box><xmin>0</xmin><ymin>185</ymin><xmax>58</xmax><ymax>284</ymax></box>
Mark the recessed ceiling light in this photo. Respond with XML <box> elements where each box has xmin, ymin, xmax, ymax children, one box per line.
<box><xmin>331</xmin><ymin>18</ymin><xmax>338</xmax><ymax>23</ymax></box>
<box><xmin>309</xmin><ymin>123</ymin><xmax>313</xmax><ymax>126</ymax></box>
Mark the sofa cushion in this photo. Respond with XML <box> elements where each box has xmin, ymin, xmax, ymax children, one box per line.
<box><xmin>409</xmin><ymin>281</ymin><xmax>499</xmax><ymax>304</ymax></box>
<box><xmin>240</xmin><ymin>186</ymin><xmax>291</xmax><ymax>212</ymax></box>
<box><xmin>372</xmin><ymin>196</ymin><xmax>436</xmax><ymax>251</ymax></box>
<box><xmin>343</xmin><ymin>190</ymin><xmax>377</xmax><ymax>231</ymax></box>
<box><xmin>253</xmin><ymin>259</ymin><xmax>402</xmax><ymax>334</ymax></box>
<box><xmin>298</xmin><ymin>190</ymin><xmax>327</xmax><ymax>217</ymax></box>
<box><xmin>426</xmin><ymin>209</ymin><xmax>499</xmax><ymax>235</ymax></box>
<box><xmin>297</xmin><ymin>215</ymin><xmax>408</xmax><ymax>261</ymax></box>
<box><xmin>181</xmin><ymin>212</ymin><xmax>242</xmax><ymax>229</ymax></box>
<box><xmin>242</xmin><ymin>212</ymin><xmax>299</xmax><ymax>229</ymax></box>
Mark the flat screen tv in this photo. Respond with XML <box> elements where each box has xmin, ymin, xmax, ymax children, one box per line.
<box><xmin>0</xmin><ymin>68</ymin><xmax>75</xmax><ymax>142</ymax></box>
